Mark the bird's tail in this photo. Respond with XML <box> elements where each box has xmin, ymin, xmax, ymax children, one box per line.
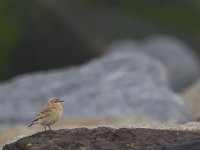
<box><xmin>28</xmin><ymin>118</ymin><xmax>40</xmax><ymax>127</ymax></box>
<box><xmin>28</xmin><ymin>122</ymin><xmax>35</xmax><ymax>127</ymax></box>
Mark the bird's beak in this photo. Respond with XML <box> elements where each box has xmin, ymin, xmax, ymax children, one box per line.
<box><xmin>59</xmin><ymin>100</ymin><xmax>64</xmax><ymax>103</ymax></box>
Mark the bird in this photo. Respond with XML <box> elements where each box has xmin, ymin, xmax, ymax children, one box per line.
<box><xmin>28</xmin><ymin>97</ymin><xmax>64</xmax><ymax>131</ymax></box>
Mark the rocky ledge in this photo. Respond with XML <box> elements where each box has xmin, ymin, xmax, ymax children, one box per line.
<box><xmin>3</xmin><ymin>127</ymin><xmax>200</xmax><ymax>150</ymax></box>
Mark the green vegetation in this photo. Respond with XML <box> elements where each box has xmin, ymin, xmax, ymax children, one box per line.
<box><xmin>0</xmin><ymin>0</ymin><xmax>24</xmax><ymax>80</ymax></box>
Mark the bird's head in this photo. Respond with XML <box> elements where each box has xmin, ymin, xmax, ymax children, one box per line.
<box><xmin>48</xmin><ymin>97</ymin><xmax>64</xmax><ymax>106</ymax></box>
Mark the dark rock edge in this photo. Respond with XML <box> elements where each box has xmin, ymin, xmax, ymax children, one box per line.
<box><xmin>3</xmin><ymin>127</ymin><xmax>200</xmax><ymax>150</ymax></box>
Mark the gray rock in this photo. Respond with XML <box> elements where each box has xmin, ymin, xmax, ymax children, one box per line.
<box><xmin>166</xmin><ymin>139</ymin><xmax>200</xmax><ymax>150</ymax></box>
<box><xmin>141</xmin><ymin>35</ymin><xmax>200</xmax><ymax>92</ymax></box>
<box><xmin>3</xmin><ymin>127</ymin><xmax>200</xmax><ymax>150</ymax></box>
<box><xmin>0</xmin><ymin>50</ymin><xmax>189</xmax><ymax>127</ymax></box>
<box><xmin>106</xmin><ymin>35</ymin><xmax>200</xmax><ymax>92</ymax></box>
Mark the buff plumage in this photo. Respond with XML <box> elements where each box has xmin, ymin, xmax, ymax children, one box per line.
<box><xmin>28</xmin><ymin>97</ymin><xmax>63</xmax><ymax>131</ymax></box>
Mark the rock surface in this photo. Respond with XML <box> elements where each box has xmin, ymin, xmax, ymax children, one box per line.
<box><xmin>0</xmin><ymin>50</ymin><xmax>189</xmax><ymax>127</ymax></box>
<box><xmin>167</xmin><ymin>139</ymin><xmax>200</xmax><ymax>150</ymax></box>
<box><xmin>3</xmin><ymin>127</ymin><xmax>200</xmax><ymax>150</ymax></box>
<box><xmin>2</xmin><ymin>119</ymin><xmax>200</xmax><ymax>147</ymax></box>
<box><xmin>106</xmin><ymin>35</ymin><xmax>200</xmax><ymax>92</ymax></box>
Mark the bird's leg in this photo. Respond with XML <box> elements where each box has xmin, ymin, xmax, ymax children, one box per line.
<box><xmin>44</xmin><ymin>126</ymin><xmax>46</xmax><ymax>131</ymax></box>
<box><xmin>47</xmin><ymin>125</ymin><xmax>52</xmax><ymax>130</ymax></box>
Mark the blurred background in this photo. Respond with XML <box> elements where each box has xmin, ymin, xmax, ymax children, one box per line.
<box><xmin>3</xmin><ymin>0</ymin><xmax>200</xmax><ymax>146</ymax></box>
<box><xmin>1</xmin><ymin>0</ymin><xmax>200</xmax><ymax>81</ymax></box>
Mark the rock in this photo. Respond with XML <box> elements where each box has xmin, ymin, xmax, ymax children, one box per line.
<box><xmin>182</xmin><ymin>80</ymin><xmax>200</xmax><ymax>119</ymax></box>
<box><xmin>166</xmin><ymin>139</ymin><xmax>200</xmax><ymax>150</ymax></box>
<box><xmin>141</xmin><ymin>35</ymin><xmax>200</xmax><ymax>92</ymax></box>
<box><xmin>3</xmin><ymin>127</ymin><xmax>200</xmax><ymax>150</ymax></box>
<box><xmin>2</xmin><ymin>119</ymin><xmax>200</xmax><ymax>147</ymax></box>
<box><xmin>106</xmin><ymin>35</ymin><xmax>200</xmax><ymax>92</ymax></box>
<box><xmin>2</xmin><ymin>119</ymin><xmax>200</xmax><ymax>148</ymax></box>
<box><xmin>0</xmin><ymin>50</ymin><xmax>189</xmax><ymax>127</ymax></box>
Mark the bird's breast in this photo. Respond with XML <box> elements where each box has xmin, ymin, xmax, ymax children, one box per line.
<box><xmin>52</xmin><ymin>105</ymin><xmax>63</xmax><ymax>116</ymax></box>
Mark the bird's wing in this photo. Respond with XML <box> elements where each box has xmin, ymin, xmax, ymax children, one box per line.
<box><xmin>36</xmin><ymin>106</ymin><xmax>54</xmax><ymax>118</ymax></box>
<box><xmin>28</xmin><ymin>106</ymin><xmax>54</xmax><ymax>127</ymax></box>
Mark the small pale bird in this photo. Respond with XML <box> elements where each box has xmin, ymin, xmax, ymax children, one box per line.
<box><xmin>28</xmin><ymin>97</ymin><xmax>64</xmax><ymax>131</ymax></box>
